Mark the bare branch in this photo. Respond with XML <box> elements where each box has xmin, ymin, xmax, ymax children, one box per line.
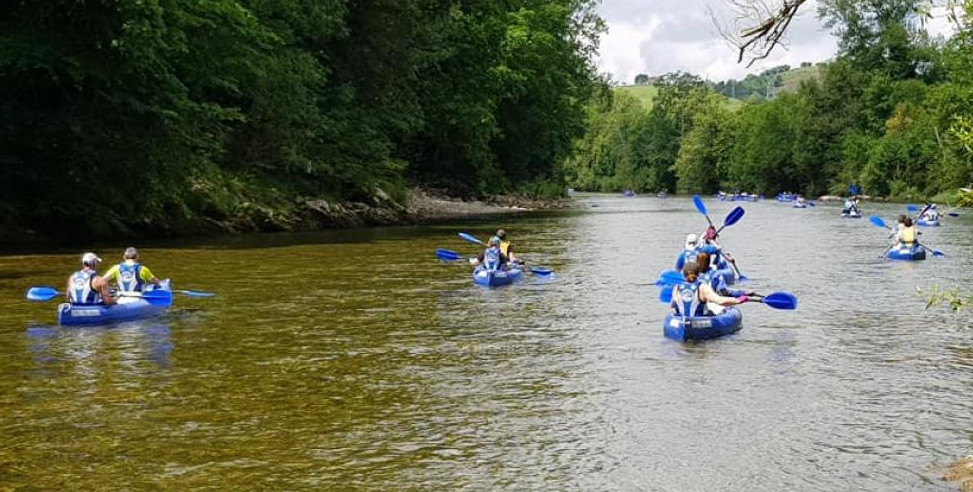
<box><xmin>712</xmin><ymin>0</ymin><xmax>809</xmax><ymax>67</ymax></box>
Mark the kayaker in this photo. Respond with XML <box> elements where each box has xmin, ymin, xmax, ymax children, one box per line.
<box><xmin>670</xmin><ymin>262</ymin><xmax>748</xmax><ymax>317</ymax></box>
<box><xmin>896</xmin><ymin>217</ymin><xmax>920</xmax><ymax>248</ymax></box>
<box><xmin>696</xmin><ymin>252</ymin><xmax>749</xmax><ymax>298</ymax></box>
<box><xmin>473</xmin><ymin>236</ymin><xmax>508</xmax><ymax>271</ymax></box>
<box><xmin>67</xmin><ymin>252</ymin><xmax>115</xmax><ymax>305</ymax></box>
<box><xmin>674</xmin><ymin>234</ymin><xmax>699</xmax><ymax>270</ymax></box>
<box><xmin>697</xmin><ymin>226</ymin><xmax>724</xmax><ymax>268</ymax></box>
<box><xmin>102</xmin><ymin>247</ymin><xmax>161</xmax><ymax>293</ymax></box>
<box><xmin>495</xmin><ymin>229</ymin><xmax>520</xmax><ymax>264</ymax></box>
<box><xmin>922</xmin><ymin>204</ymin><xmax>939</xmax><ymax>221</ymax></box>
<box><xmin>842</xmin><ymin>197</ymin><xmax>860</xmax><ymax>215</ymax></box>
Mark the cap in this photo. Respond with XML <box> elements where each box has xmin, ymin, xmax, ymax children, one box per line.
<box><xmin>685</xmin><ymin>234</ymin><xmax>698</xmax><ymax>248</ymax></box>
<box><xmin>124</xmin><ymin>246</ymin><xmax>139</xmax><ymax>259</ymax></box>
<box><xmin>82</xmin><ymin>252</ymin><xmax>102</xmax><ymax>266</ymax></box>
<box><xmin>488</xmin><ymin>236</ymin><xmax>501</xmax><ymax>246</ymax></box>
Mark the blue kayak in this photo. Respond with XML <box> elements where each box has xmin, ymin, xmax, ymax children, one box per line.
<box><xmin>664</xmin><ymin>307</ymin><xmax>743</xmax><ymax>341</ymax></box>
<box><xmin>841</xmin><ymin>211</ymin><xmax>861</xmax><ymax>218</ymax></box>
<box><xmin>57</xmin><ymin>280</ymin><xmax>173</xmax><ymax>326</ymax></box>
<box><xmin>792</xmin><ymin>203</ymin><xmax>807</xmax><ymax>209</ymax></box>
<box><xmin>886</xmin><ymin>245</ymin><xmax>926</xmax><ymax>261</ymax></box>
<box><xmin>473</xmin><ymin>267</ymin><xmax>523</xmax><ymax>287</ymax></box>
<box><xmin>917</xmin><ymin>219</ymin><xmax>940</xmax><ymax>227</ymax></box>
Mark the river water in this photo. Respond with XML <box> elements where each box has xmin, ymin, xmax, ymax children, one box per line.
<box><xmin>0</xmin><ymin>194</ymin><xmax>971</xmax><ymax>490</ymax></box>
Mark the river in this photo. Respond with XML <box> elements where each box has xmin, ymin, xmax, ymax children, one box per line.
<box><xmin>0</xmin><ymin>194</ymin><xmax>971</xmax><ymax>490</ymax></box>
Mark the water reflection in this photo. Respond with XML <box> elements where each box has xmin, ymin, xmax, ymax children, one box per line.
<box><xmin>26</xmin><ymin>319</ymin><xmax>173</xmax><ymax>376</ymax></box>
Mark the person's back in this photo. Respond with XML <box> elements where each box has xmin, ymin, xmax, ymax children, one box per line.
<box><xmin>103</xmin><ymin>247</ymin><xmax>160</xmax><ymax>293</ymax></box>
<box><xmin>898</xmin><ymin>218</ymin><xmax>918</xmax><ymax>247</ymax></box>
<box><xmin>476</xmin><ymin>237</ymin><xmax>508</xmax><ymax>272</ymax></box>
<box><xmin>675</xmin><ymin>234</ymin><xmax>699</xmax><ymax>270</ymax></box>
<box><xmin>67</xmin><ymin>253</ymin><xmax>115</xmax><ymax>305</ymax></box>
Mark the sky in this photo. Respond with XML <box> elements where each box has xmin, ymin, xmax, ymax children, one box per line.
<box><xmin>594</xmin><ymin>0</ymin><xmax>840</xmax><ymax>84</ymax></box>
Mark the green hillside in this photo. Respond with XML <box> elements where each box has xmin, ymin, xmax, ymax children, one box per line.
<box><xmin>778</xmin><ymin>65</ymin><xmax>823</xmax><ymax>94</ymax></box>
<box><xmin>616</xmin><ymin>84</ymin><xmax>742</xmax><ymax>110</ymax></box>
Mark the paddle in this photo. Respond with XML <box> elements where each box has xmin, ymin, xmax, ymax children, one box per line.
<box><xmin>458</xmin><ymin>232</ymin><xmax>486</xmax><ymax>246</ymax></box>
<box><xmin>749</xmin><ymin>292</ymin><xmax>798</xmax><ymax>310</ymax></box>
<box><xmin>692</xmin><ymin>195</ymin><xmax>715</xmax><ymax>229</ymax></box>
<box><xmin>436</xmin><ymin>248</ymin><xmax>464</xmax><ymax>262</ymax></box>
<box><xmin>715</xmin><ymin>206</ymin><xmax>745</xmax><ymax>235</ymax></box>
<box><xmin>869</xmin><ymin>215</ymin><xmax>945</xmax><ymax>258</ymax></box>
<box><xmin>25</xmin><ymin>287</ymin><xmax>172</xmax><ymax>305</ymax></box>
<box><xmin>655</xmin><ymin>269</ymin><xmax>685</xmax><ymax>286</ymax></box>
<box><xmin>173</xmin><ymin>289</ymin><xmax>215</xmax><ymax>298</ymax></box>
<box><xmin>723</xmin><ymin>252</ymin><xmax>750</xmax><ymax>283</ymax></box>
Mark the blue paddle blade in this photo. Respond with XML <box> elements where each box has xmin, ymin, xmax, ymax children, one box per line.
<box><xmin>529</xmin><ymin>266</ymin><xmax>554</xmax><ymax>277</ymax></box>
<box><xmin>175</xmin><ymin>290</ymin><xmax>216</xmax><ymax>297</ymax></box>
<box><xmin>436</xmin><ymin>248</ymin><xmax>462</xmax><ymax>261</ymax></box>
<box><xmin>931</xmin><ymin>249</ymin><xmax>945</xmax><ymax>258</ymax></box>
<box><xmin>807</xmin><ymin>201</ymin><xmax>816</xmax><ymax>207</ymax></box>
<box><xmin>868</xmin><ymin>215</ymin><xmax>887</xmax><ymax>229</ymax></box>
<box><xmin>692</xmin><ymin>195</ymin><xmax>708</xmax><ymax>216</ymax></box>
<box><xmin>906</xmin><ymin>204</ymin><xmax>918</xmax><ymax>213</ymax></box>
<box><xmin>761</xmin><ymin>292</ymin><xmax>797</xmax><ymax>310</ymax></box>
<box><xmin>458</xmin><ymin>232</ymin><xmax>485</xmax><ymax>245</ymax></box>
<box><xmin>137</xmin><ymin>290</ymin><xmax>173</xmax><ymax>306</ymax></box>
<box><xmin>658</xmin><ymin>285</ymin><xmax>674</xmax><ymax>303</ymax></box>
<box><xmin>26</xmin><ymin>286</ymin><xmax>59</xmax><ymax>302</ymax></box>
<box><xmin>948</xmin><ymin>212</ymin><xmax>960</xmax><ymax>217</ymax></box>
<box><xmin>655</xmin><ymin>270</ymin><xmax>685</xmax><ymax>286</ymax></box>
<box><xmin>721</xmin><ymin>206</ymin><xmax>745</xmax><ymax>229</ymax></box>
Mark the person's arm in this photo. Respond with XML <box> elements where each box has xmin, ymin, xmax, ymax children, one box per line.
<box><xmin>506</xmin><ymin>245</ymin><xmax>518</xmax><ymax>263</ymax></box>
<box><xmin>139</xmin><ymin>265</ymin><xmax>161</xmax><ymax>285</ymax></box>
<box><xmin>102</xmin><ymin>265</ymin><xmax>119</xmax><ymax>286</ymax></box>
<box><xmin>66</xmin><ymin>277</ymin><xmax>72</xmax><ymax>301</ymax></box>
<box><xmin>93</xmin><ymin>276</ymin><xmax>116</xmax><ymax>305</ymax></box>
<box><xmin>700</xmin><ymin>283</ymin><xmax>747</xmax><ymax>306</ymax></box>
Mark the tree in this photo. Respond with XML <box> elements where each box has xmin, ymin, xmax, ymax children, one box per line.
<box><xmin>635</xmin><ymin>73</ymin><xmax>650</xmax><ymax>85</ymax></box>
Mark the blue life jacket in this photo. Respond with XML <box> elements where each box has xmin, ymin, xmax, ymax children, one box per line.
<box><xmin>675</xmin><ymin>249</ymin><xmax>697</xmax><ymax>270</ymax></box>
<box><xmin>483</xmin><ymin>247</ymin><xmax>501</xmax><ymax>272</ymax></box>
<box><xmin>118</xmin><ymin>262</ymin><xmax>144</xmax><ymax>292</ymax></box>
<box><xmin>672</xmin><ymin>281</ymin><xmax>704</xmax><ymax>317</ymax></box>
<box><xmin>69</xmin><ymin>270</ymin><xmax>103</xmax><ymax>305</ymax></box>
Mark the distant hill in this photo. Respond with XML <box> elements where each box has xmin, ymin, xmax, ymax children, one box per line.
<box><xmin>615</xmin><ymin>84</ymin><xmax>742</xmax><ymax>110</ymax></box>
<box><xmin>710</xmin><ymin>63</ymin><xmax>824</xmax><ymax>101</ymax></box>
<box><xmin>778</xmin><ymin>64</ymin><xmax>823</xmax><ymax>94</ymax></box>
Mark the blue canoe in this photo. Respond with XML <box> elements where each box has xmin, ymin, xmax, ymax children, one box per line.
<box><xmin>57</xmin><ymin>279</ymin><xmax>173</xmax><ymax>326</ymax></box>
<box><xmin>917</xmin><ymin>219</ymin><xmax>940</xmax><ymax>227</ymax></box>
<box><xmin>473</xmin><ymin>267</ymin><xmax>523</xmax><ymax>287</ymax></box>
<box><xmin>886</xmin><ymin>245</ymin><xmax>926</xmax><ymax>261</ymax></box>
<box><xmin>664</xmin><ymin>307</ymin><xmax>743</xmax><ymax>341</ymax></box>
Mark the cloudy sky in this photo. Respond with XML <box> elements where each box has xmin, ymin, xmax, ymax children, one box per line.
<box><xmin>594</xmin><ymin>0</ymin><xmax>840</xmax><ymax>84</ymax></box>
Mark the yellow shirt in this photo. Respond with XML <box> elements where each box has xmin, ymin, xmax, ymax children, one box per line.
<box><xmin>500</xmin><ymin>241</ymin><xmax>511</xmax><ymax>256</ymax></box>
<box><xmin>898</xmin><ymin>226</ymin><xmax>917</xmax><ymax>245</ymax></box>
<box><xmin>103</xmin><ymin>260</ymin><xmax>157</xmax><ymax>284</ymax></box>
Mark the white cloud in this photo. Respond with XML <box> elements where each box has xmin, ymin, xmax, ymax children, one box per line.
<box><xmin>595</xmin><ymin>0</ymin><xmax>839</xmax><ymax>84</ymax></box>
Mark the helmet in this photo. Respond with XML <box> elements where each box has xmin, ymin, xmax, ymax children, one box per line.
<box><xmin>685</xmin><ymin>234</ymin><xmax>698</xmax><ymax>249</ymax></box>
<box><xmin>123</xmin><ymin>246</ymin><xmax>139</xmax><ymax>260</ymax></box>
<box><xmin>488</xmin><ymin>236</ymin><xmax>501</xmax><ymax>246</ymax></box>
<box><xmin>496</xmin><ymin>229</ymin><xmax>507</xmax><ymax>240</ymax></box>
<box><xmin>931</xmin><ymin>204</ymin><xmax>938</xmax><ymax>209</ymax></box>
<box><xmin>81</xmin><ymin>252</ymin><xmax>102</xmax><ymax>267</ymax></box>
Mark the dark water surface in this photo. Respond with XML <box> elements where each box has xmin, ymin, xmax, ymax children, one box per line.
<box><xmin>1</xmin><ymin>194</ymin><xmax>971</xmax><ymax>490</ymax></box>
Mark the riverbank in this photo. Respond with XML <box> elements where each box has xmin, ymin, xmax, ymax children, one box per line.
<box><xmin>0</xmin><ymin>188</ymin><xmax>574</xmax><ymax>246</ymax></box>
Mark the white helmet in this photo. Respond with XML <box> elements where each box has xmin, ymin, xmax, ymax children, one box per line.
<box><xmin>685</xmin><ymin>234</ymin><xmax>698</xmax><ymax>249</ymax></box>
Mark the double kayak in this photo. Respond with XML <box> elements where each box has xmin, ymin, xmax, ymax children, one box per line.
<box><xmin>886</xmin><ymin>245</ymin><xmax>926</xmax><ymax>261</ymax></box>
<box><xmin>664</xmin><ymin>307</ymin><xmax>743</xmax><ymax>341</ymax></box>
<box><xmin>792</xmin><ymin>203</ymin><xmax>808</xmax><ymax>209</ymax></box>
<box><xmin>842</xmin><ymin>211</ymin><xmax>862</xmax><ymax>218</ymax></box>
<box><xmin>472</xmin><ymin>266</ymin><xmax>523</xmax><ymax>287</ymax></box>
<box><xmin>917</xmin><ymin>219</ymin><xmax>940</xmax><ymax>227</ymax></box>
<box><xmin>58</xmin><ymin>279</ymin><xmax>173</xmax><ymax>326</ymax></box>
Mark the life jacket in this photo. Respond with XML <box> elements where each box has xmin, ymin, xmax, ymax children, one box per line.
<box><xmin>500</xmin><ymin>241</ymin><xmax>511</xmax><ymax>256</ymax></box>
<box><xmin>927</xmin><ymin>210</ymin><xmax>939</xmax><ymax>221</ymax></box>
<box><xmin>899</xmin><ymin>226</ymin><xmax>917</xmax><ymax>246</ymax></box>
<box><xmin>675</xmin><ymin>249</ymin><xmax>697</xmax><ymax>270</ymax></box>
<box><xmin>842</xmin><ymin>199</ymin><xmax>852</xmax><ymax>212</ymax></box>
<box><xmin>483</xmin><ymin>247</ymin><xmax>502</xmax><ymax>272</ymax></box>
<box><xmin>69</xmin><ymin>269</ymin><xmax>103</xmax><ymax>305</ymax></box>
<box><xmin>672</xmin><ymin>281</ymin><xmax>704</xmax><ymax>317</ymax></box>
<box><xmin>117</xmin><ymin>261</ymin><xmax>144</xmax><ymax>292</ymax></box>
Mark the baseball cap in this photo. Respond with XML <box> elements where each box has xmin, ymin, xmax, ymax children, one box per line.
<box><xmin>82</xmin><ymin>252</ymin><xmax>102</xmax><ymax>266</ymax></box>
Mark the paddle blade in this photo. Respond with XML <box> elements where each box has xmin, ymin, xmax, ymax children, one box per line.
<box><xmin>458</xmin><ymin>232</ymin><xmax>485</xmax><ymax>246</ymax></box>
<box><xmin>692</xmin><ymin>195</ymin><xmax>708</xmax><ymax>216</ymax></box>
<box><xmin>655</xmin><ymin>270</ymin><xmax>685</xmax><ymax>286</ymax></box>
<box><xmin>807</xmin><ymin>201</ymin><xmax>816</xmax><ymax>207</ymax></box>
<box><xmin>932</xmin><ymin>249</ymin><xmax>945</xmax><ymax>258</ymax></box>
<box><xmin>761</xmin><ymin>292</ymin><xmax>797</xmax><ymax>310</ymax></box>
<box><xmin>658</xmin><ymin>286</ymin><xmax>674</xmax><ymax>303</ymax></box>
<box><xmin>128</xmin><ymin>290</ymin><xmax>173</xmax><ymax>306</ymax></box>
<box><xmin>868</xmin><ymin>215</ymin><xmax>888</xmax><ymax>229</ymax></box>
<box><xmin>907</xmin><ymin>204</ymin><xmax>918</xmax><ymax>213</ymax></box>
<box><xmin>175</xmin><ymin>290</ymin><xmax>216</xmax><ymax>297</ymax></box>
<box><xmin>529</xmin><ymin>266</ymin><xmax>554</xmax><ymax>277</ymax></box>
<box><xmin>26</xmin><ymin>286</ymin><xmax>59</xmax><ymax>302</ymax></box>
<box><xmin>721</xmin><ymin>206</ymin><xmax>745</xmax><ymax>229</ymax></box>
<box><xmin>948</xmin><ymin>212</ymin><xmax>960</xmax><ymax>217</ymax></box>
<box><xmin>436</xmin><ymin>248</ymin><xmax>462</xmax><ymax>261</ymax></box>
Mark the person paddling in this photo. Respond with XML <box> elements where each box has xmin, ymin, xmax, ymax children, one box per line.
<box><xmin>102</xmin><ymin>247</ymin><xmax>161</xmax><ymax>293</ymax></box>
<box><xmin>674</xmin><ymin>234</ymin><xmax>699</xmax><ymax>270</ymax></box>
<box><xmin>473</xmin><ymin>236</ymin><xmax>508</xmax><ymax>271</ymax></box>
<box><xmin>697</xmin><ymin>252</ymin><xmax>750</xmax><ymax>298</ymax></box>
<box><xmin>67</xmin><ymin>253</ymin><xmax>115</xmax><ymax>305</ymax></box>
<box><xmin>896</xmin><ymin>217</ymin><xmax>920</xmax><ymax>248</ymax></box>
<box><xmin>495</xmin><ymin>229</ymin><xmax>520</xmax><ymax>265</ymax></box>
<box><xmin>670</xmin><ymin>262</ymin><xmax>748</xmax><ymax>317</ymax></box>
